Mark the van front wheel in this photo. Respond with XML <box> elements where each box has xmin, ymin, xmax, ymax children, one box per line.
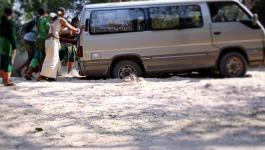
<box><xmin>112</xmin><ymin>60</ymin><xmax>143</xmax><ymax>79</ymax></box>
<box><xmin>219</xmin><ymin>52</ymin><xmax>247</xmax><ymax>78</ymax></box>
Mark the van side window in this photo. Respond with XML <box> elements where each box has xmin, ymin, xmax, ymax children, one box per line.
<box><xmin>149</xmin><ymin>5</ymin><xmax>203</xmax><ymax>30</ymax></box>
<box><xmin>208</xmin><ymin>2</ymin><xmax>251</xmax><ymax>23</ymax></box>
<box><xmin>90</xmin><ymin>8</ymin><xmax>145</xmax><ymax>34</ymax></box>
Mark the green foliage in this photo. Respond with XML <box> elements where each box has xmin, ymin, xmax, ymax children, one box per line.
<box><xmin>90</xmin><ymin>0</ymin><xmax>145</xmax><ymax>4</ymax></box>
<box><xmin>0</xmin><ymin>0</ymin><xmax>12</xmax><ymax>16</ymax></box>
<box><xmin>46</xmin><ymin>0</ymin><xmax>72</xmax><ymax>12</ymax></box>
<box><xmin>21</xmin><ymin>0</ymin><xmax>72</xmax><ymax>14</ymax></box>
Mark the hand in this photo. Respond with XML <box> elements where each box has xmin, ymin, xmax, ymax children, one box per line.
<box><xmin>75</xmin><ymin>28</ymin><xmax>81</xmax><ymax>34</ymax></box>
<box><xmin>80</xmin><ymin>25</ymin><xmax>85</xmax><ymax>32</ymax></box>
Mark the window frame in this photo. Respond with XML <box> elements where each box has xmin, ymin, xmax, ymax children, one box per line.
<box><xmin>89</xmin><ymin>8</ymin><xmax>147</xmax><ymax>35</ymax></box>
<box><xmin>148</xmin><ymin>4</ymin><xmax>204</xmax><ymax>31</ymax></box>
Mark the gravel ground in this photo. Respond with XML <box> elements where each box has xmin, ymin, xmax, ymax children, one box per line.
<box><xmin>0</xmin><ymin>67</ymin><xmax>265</xmax><ymax>150</ymax></box>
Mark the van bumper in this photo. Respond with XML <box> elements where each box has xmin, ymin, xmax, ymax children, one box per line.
<box><xmin>79</xmin><ymin>60</ymin><xmax>110</xmax><ymax>77</ymax></box>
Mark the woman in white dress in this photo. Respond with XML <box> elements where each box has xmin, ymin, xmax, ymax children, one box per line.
<box><xmin>37</xmin><ymin>7</ymin><xmax>79</xmax><ymax>81</ymax></box>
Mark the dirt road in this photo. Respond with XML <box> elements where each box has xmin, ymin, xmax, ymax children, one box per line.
<box><xmin>0</xmin><ymin>67</ymin><xmax>265</xmax><ymax>150</ymax></box>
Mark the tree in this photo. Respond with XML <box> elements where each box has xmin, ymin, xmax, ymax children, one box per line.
<box><xmin>0</xmin><ymin>0</ymin><xmax>13</xmax><ymax>15</ymax></box>
<box><xmin>20</xmin><ymin>0</ymin><xmax>73</xmax><ymax>20</ymax></box>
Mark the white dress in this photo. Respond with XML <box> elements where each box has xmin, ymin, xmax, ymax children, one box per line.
<box><xmin>40</xmin><ymin>18</ymin><xmax>62</xmax><ymax>79</ymax></box>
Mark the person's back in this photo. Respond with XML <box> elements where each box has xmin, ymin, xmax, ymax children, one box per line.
<box><xmin>0</xmin><ymin>15</ymin><xmax>16</xmax><ymax>56</ymax></box>
<box><xmin>37</xmin><ymin>16</ymin><xmax>49</xmax><ymax>41</ymax></box>
<box><xmin>49</xmin><ymin>17</ymin><xmax>62</xmax><ymax>38</ymax></box>
<box><xmin>23</xmin><ymin>18</ymin><xmax>38</xmax><ymax>42</ymax></box>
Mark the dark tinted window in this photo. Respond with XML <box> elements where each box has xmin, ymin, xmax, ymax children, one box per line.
<box><xmin>90</xmin><ymin>8</ymin><xmax>145</xmax><ymax>34</ymax></box>
<box><xmin>149</xmin><ymin>5</ymin><xmax>203</xmax><ymax>30</ymax></box>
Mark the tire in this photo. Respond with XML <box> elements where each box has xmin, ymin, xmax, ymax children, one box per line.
<box><xmin>112</xmin><ymin>60</ymin><xmax>143</xmax><ymax>79</ymax></box>
<box><xmin>219</xmin><ymin>52</ymin><xmax>247</xmax><ymax>78</ymax></box>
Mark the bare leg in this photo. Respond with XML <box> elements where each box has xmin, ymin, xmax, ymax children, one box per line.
<box><xmin>0</xmin><ymin>70</ymin><xmax>3</xmax><ymax>83</ymax></box>
<box><xmin>18</xmin><ymin>41</ymin><xmax>34</xmax><ymax>76</ymax></box>
<box><xmin>0</xmin><ymin>70</ymin><xmax>3</xmax><ymax>78</ymax></box>
<box><xmin>3</xmin><ymin>72</ymin><xmax>15</xmax><ymax>86</ymax></box>
<box><xmin>16</xmin><ymin>60</ymin><xmax>29</xmax><ymax>77</ymax></box>
<box><xmin>67</xmin><ymin>61</ymin><xmax>74</xmax><ymax>74</ymax></box>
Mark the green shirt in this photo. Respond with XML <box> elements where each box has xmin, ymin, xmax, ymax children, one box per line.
<box><xmin>0</xmin><ymin>16</ymin><xmax>17</xmax><ymax>56</ymax></box>
<box><xmin>37</xmin><ymin>16</ymin><xmax>49</xmax><ymax>40</ymax></box>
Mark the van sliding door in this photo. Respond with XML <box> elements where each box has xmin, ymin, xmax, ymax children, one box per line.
<box><xmin>144</xmin><ymin>3</ymin><xmax>215</xmax><ymax>72</ymax></box>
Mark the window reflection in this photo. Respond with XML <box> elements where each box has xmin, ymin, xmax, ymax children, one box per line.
<box><xmin>149</xmin><ymin>5</ymin><xmax>203</xmax><ymax>30</ymax></box>
<box><xmin>90</xmin><ymin>8</ymin><xmax>145</xmax><ymax>34</ymax></box>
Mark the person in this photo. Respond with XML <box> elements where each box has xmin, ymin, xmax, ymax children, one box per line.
<box><xmin>213</xmin><ymin>11</ymin><xmax>227</xmax><ymax>22</ymax></box>
<box><xmin>15</xmin><ymin>16</ymin><xmax>38</xmax><ymax>77</ymax></box>
<box><xmin>37</xmin><ymin>7</ymin><xmax>79</xmax><ymax>81</ymax></box>
<box><xmin>60</xmin><ymin>17</ymin><xmax>80</xmax><ymax>74</ymax></box>
<box><xmin>25</xmin><ymin>8</ymin><xmax>49</xmax><ymax>80</ymax></box>
<box><xmin>0</xmin><ymin>8</ymin><xmax>17</xmax><ymax>86</ymax></box>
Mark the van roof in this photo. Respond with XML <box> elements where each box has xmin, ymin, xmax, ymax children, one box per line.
<box><xmin>83</xmin><ymin>0</ymin><xmax>239</xmax><ymax>9</ymax></box>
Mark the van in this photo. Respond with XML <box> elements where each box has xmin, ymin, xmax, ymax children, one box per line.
<box><xmin>78</xmin><ymin>0</ymin><xmax>265</xmax><ymax>79</ymax></box>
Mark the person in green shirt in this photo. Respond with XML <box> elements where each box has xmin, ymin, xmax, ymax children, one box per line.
<box><xmin>0</xmin><ymin>8</ymin><xmax>17</xmax><ymax>86</ymax></box>
<box><xmin>25</xmin><ymin>8</ymin><xmax>49</xmax><ymax>80</ymax></box>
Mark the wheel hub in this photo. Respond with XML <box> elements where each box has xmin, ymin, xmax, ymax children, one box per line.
<box><xmin>226</xmin><ymin>57</ymin><xmax>243</xmax><ymax>75</ymax></box>
<box><xmin>118</xmin><ymin>65</ymin><xmax>137</xmax><ymax>79</ymax></box>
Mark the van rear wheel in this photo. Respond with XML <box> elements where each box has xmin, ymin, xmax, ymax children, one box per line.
<box><xmin>112</xmin><ymin>60</ymin><xmax>143</xmax><ymax>79</ymax></box>
<box><xmin>219</xmin><ymin>52</ymin><xmax>247</xmax><ymax>78</ymax></box>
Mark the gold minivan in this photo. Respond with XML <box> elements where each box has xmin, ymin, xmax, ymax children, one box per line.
<box><xmin>78</xmin><ymin>0</ymin><xmax>265</xmax><ymax>78</ymax></box>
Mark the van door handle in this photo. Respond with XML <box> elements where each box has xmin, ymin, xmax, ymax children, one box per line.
<box><xmin>214</xmin><ymin>31</ymin><xmax>221</xmax><ymax>35</ymax></box>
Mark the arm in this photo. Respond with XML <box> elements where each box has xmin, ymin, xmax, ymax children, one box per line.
<box><xmin>10</xmin><ymin>21</ymin><xmax>17</xmax><ymax>50</ymax></box>
<box><xmin>10</xmin><ymin>21</ymin><xmax>17</xmax><ymax>63</ymax></box>
<box><xmin>60</xmin><ymin>18</ymin><xmax>78</xmax><ymax>32</ymax></box>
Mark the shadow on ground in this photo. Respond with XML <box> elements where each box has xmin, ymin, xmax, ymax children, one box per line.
<box><xmin>0</xmin><ymin>67</ymin><xmax>265</xmax><ymax>149</ymax></box>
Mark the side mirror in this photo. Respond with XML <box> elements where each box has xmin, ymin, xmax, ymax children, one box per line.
<box><xmin>85</xmin><ymin>19</ymin><xmax>89</xmax><ymax>32</ymax></box>
<box><xmin>252</xmin><ymin>14</ymin><xmax>259</xmax><ymax>26</ymax></box>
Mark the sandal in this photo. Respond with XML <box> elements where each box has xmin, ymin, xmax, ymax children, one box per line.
<box><xmin>4</xmin><ymin>82</ymin><xmax>16</xmax><ymax>86</ymax></box>
<box><xmin>24</xmin><ymin>74</ymin><xmax>32</xmax><ymax>80</ymax></box>
<box><xmin>46</xmin><ymin>78</ymin><xmax>56</xmax><ymax>82</ymax></box>
<box><xmin>36</xmin><ymin>75</ymin><xmax>45</xmax><ymax>81</ymax></box>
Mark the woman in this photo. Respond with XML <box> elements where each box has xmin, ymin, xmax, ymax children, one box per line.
<box><xmin>0</xmin><ymin>8</ymin><xmax>17</xmax><ymax>86</ymax></box>
<box><xmin>37</xmin><ymin>7</ymin><xmax>79</xmax><ymax>81</ymax></box>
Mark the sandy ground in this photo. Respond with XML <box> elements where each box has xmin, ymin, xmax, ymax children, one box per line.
<box><xmin>0</xmin><ymin>67</ymin><xmax>265</xmax><ymax>150</ymax></box>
